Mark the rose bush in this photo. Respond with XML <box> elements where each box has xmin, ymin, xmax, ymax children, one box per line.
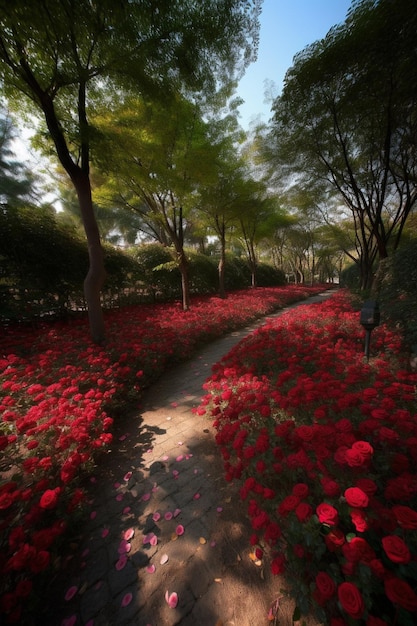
<box><xmin>199</xmin><ymin>290</ymin><xmax>417</xmax><ymax>625</ymax></box>
<box><xmin>0</xmin><ymin>284</ymin><xmax>325</xmax><ymax>624</ymax></box>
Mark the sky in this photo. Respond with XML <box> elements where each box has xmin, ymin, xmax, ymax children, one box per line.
<box><xmin>236</xmin><ymin>0</ymin><xmax>353</xmax><ymax>129</ymax></box>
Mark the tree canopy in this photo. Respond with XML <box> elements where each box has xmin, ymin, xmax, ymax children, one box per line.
<box><xmin>0</xmin><ymin>0</ymin><xmax>261</xmax><ymax>341</ymax></box>
<box><xmin>266</xmin><ymin>0</ymin><xmax>417</xmax><ymax>290</ymax></box>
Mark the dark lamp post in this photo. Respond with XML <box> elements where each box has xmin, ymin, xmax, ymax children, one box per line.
<box><xmin>360</xmin><ymin>300</ymin><xmax>380</xmax><ymax>360</ymax></box>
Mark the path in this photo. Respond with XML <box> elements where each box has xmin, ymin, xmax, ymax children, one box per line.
<box><xmin>40</xmin><ymin>292</ymin><xmax>333</xmax><ymax>626</ymax></box>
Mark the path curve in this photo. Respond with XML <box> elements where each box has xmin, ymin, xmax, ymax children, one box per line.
<box><xmin>41</xmin><ymin>291</ymin><xmax>334</xmax><ymax>626</ymax></box>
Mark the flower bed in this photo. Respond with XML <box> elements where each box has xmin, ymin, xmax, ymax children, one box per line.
<box><xmin>0</xmin><ymin>284</ymin><xmax>326</xmax><ymax>624</ymax></box>
<box><xmin>199</xmin><ymin>290</ymin><xmax>417</xmax><ymax>625</ymax></box>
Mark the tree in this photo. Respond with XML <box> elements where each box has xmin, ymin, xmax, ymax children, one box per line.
<box><xmin>267</xmin><ymin>0</ymin><xmax>417</xmax><ymax>291</ymax></box>
<box><xmin>0</xmin><ymin>0</ymin><xmax>261</xmax><ymax>342</ymax></box>
<box><xmin>0</xmin><ymin>109</ymin><xmax>36</xmax><ymax>209</ymax></box>
<box><xmin>93</xmin><ymin>95</ymin><xmax>222</xmax><ymax>310</ymax></box>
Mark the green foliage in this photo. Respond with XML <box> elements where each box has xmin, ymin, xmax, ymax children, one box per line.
<box><xmin>0</xmin><ymin>206</ymin><xmax>88</xmax><ymax>320</ymax></box>
<box><xmin>188</xmin><ymin>250</ymin><xmax>218</xmax><ymax>295</ymax></box>
<box><xmin>375</xmin><ymin>240</ymin><xmax>417</xmax><ymax>350</ymax></box>
<box><xmin>224</xmin><ymin>256</ymin><xmax>252</xmax><ymax>290</ymax></box>
<box><xmin>256</xmin><ymin>262</ymin><xmax>286</xmax><ymax>287</ymax></box>
<box><xmin>133</xmin><ymin>243</ymin><xmax>181</xmax><ymax>301</ymax></box>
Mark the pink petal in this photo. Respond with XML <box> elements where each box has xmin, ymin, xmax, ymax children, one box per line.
<box><xmin>114</xmin><ymin>482</ymin><xmax>121</xmax><ymax>489</ymax></box>
<box><xmin>123</xmin><ymin>506</ymin><xmax>131</xmax><ymax>514</ymax></box>
<box><xmin>175</xmin><ymin>525</ymin><xmax>184</xmax><ymax>536</ymax></box>
<box><xmin>164</xmin><ymin>512</ymin><xmax>173</xmax><ymax>521</ymax></box>
<box><xmin>171</xmin><ymin>402</ymin><xmax>178</xmax><ymax>407</ymax></box>
<box><xmin>101</xmin><ymin>528</ymin><xmax>109</xmax><ymax>538</ymax></box>
<box><xmin>160</xmin><ymin>554</ymin><xmax>169</xmax><ymax>565</ymax></box>
<box><xmin>152</xmin><ymin>512</ymin><xmax>161</xmax><ymax>522</ymax></box>
<box><xmin>162</xmin><ymin>454</ymin><xmax>169</xmax><ymax>460</ymax></box>
<box><xmin>65</xmin><ymin>586</ymin><xmax>78</xmax><ymax>601</ymax></box>
<box><xmin>61</xmin><ymin>616</ymin><xmax>77</xmax><ymax>626</ymax></box>
<box><xmin>150</xmin><ymin>534</ymin><xmax>158</xmax><ymax>546</ymax></box>
<box><xmin>90</xmin><ymin>511</ymin><xmax>97</xmax><ymax>520</ymax></box>
<box><xmin>116</xmin><ymin>555</ymin><xmax>128</xmax><ymax>570</ymax></box>
<box><xmin>173</xmin><ymin>508</ymin><xmax>181</xmax><ymax>518</ymax></box>
<box><xmin>118</xmin><ymin>539</ymin><xmax>130</xmax><ymax>554</ymax></box>
<box><xmin>165</xmin><ymin>591</ymin><xmax>178</xmax><ymax>608</ymax></box>
<box><xmin>124</xmin><ymin>472</ymin><xmax>132</xmax><ymax>482</ymax></box>
<box><xmin>176</xmin><ymin>455</ymin><xmax>184</xmax><ymax>462</ymax></box>
<box><xmin>217</xmin><ymin>507</ymin><xmax>223</xmax><ymax>513</ymax></box>
<box><xmin>146</xmin><ymin>564</ymin><xmax>156</xmax><ymax>574</ymax></box>
<box><xmin>172</xmin><ymin>470</ymin><xmax>179</xmax><ymax>478</ymax></box>
<box><xmin>193</xmin><ymin>493</ymin><xmax>201</xmax><ymax>500</ymax></box>
<box><xmin>119</xmin><ymin>434</ymin><xmax>127</xmax><ymax>441</ymax></box>
<box><xmin>116</xmin><ymin>493</ymin><xmax>124</xmax><ymax>501</ymax></box>
<box><xmin>124</xmin><ymin>528</ymin><xmax>134</xmax><ymax>541</ymax></box>
<box><xmin>142</xmin><ymin>493</ymin><xmax>151</xmax><ymax>501</ymax></box>
<box><xmin>121</xmin><ymin>592</ymin><xmax>132</xmax><ymax>607</ymax></box>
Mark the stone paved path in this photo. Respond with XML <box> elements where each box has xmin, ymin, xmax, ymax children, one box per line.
<box><xmin>40</xmin><ymin>292</ymin><xmax>333</xmax><ymax>626</ymax></box>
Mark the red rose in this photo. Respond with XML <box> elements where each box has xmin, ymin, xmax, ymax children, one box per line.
<box><xmin>337</xmin><ymin>582</ymin><xmax>365</xmax><ymax>619</ymax></box>
<box><xmin>382</xmin><ymin>535</ymin><xmax>410</xmax><ymax>564</ymax></box>
<box><xmin>295</xmin><ymin>502</ymin><xmax>313</xmax><ymax>523</ymax></box>
<box><xmin>355</xmin><ymin>478</ymin><xmax>377</xmax><ymax>496</ymax></box>
<box><xmin>350</xmin><ymin>508</ymin><xmax>368</xmax><ymax>532</ymax></box>
<box><xmin>316</xmin><ymin>502</ymin><xmax>339</xmax><ymax>526</ymax></box>
<box><xmin>271</xmin><ymin>554</ymin><xmax>285</xmax><ymax>575</ymax></box>
<box><xmin>30</xmin><ymin>550</ymin><xmax>50</xmax><ymax>573</ymax></box>
<box><xmin>292</xmin><ymin>483</ymin><xmax>309</xmax><ymax>498</ymax></box>
<box><xmin>392</xmin><ymin>505</ymin><xmax>417</xmax><ymax>530</ymax></box>
<box><xmin>39</xmin><ymin>488</ymin><xmax>60</xmax><ymax>510</ymax></box>
<box><xmin>315</xmin><ymin>571</ymin><xmax>336</xmax><ymax>602</ymax></box>
<box><xmin>384</xmin><ymin>576</ymin><xmax>417</xmax><ymax>612</ymax></box>
<box><xmin>325</xmin><ymin>528</ymin><xmax>345</xmax><ymax>552</ymax></box>
<box><xmin>278</xmin><ymin>495</ymin><xmax>300</xmax><ymax>517</ymax></box>
<box><xmin>344</xmin><ymin>487</ymin><xmax>369</xmax><ymax>508</ymax></box>
<box><xmin>345</xmin><ymin>448</ymin><xmax>366</xmax><ymax>467</ymax></box>
<box><xmin>352</xmin><ymin>440</ymin><xmax>373</xmax><ymax>459</ymax></box>
<box><xmin>321</xmin><ymin>479</ymin><xmax>341</xmax><ymax>497</ymax></box>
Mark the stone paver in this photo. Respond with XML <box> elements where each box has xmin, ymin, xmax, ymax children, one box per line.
<box><xmin>38</xmin><ymin>292</ymin><xmax>333</xmax><ymax>626</ymax></box>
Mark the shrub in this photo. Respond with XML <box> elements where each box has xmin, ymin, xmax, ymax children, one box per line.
<box><xmin>200</xmin><ymin>290</ymin><xmax>417</xmax><ymax>625</ymax></box>
<box><xmin>375</xmin><ymin>240</ymin><xmax>417</xmax><ymax>350</ymax></box>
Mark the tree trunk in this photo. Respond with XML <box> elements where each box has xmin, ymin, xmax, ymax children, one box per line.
<box><xmin>218</xmin><ymin>231</ymin><xmax>226</xmax><ymax>299</ymax></box>
<box><xmin>178</xmin><ymin>249</ymin><xmax>190</xmax><ymax>311</ymax></box>
<box><xmin>73</xmin><ymin>170</ymin><xmax>106</xmax><ymax>344</ymax></box>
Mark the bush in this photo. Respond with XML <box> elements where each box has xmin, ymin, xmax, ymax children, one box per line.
<box><xmin>256</xmin><ymin>262</ymin><xmax>286</xmax><ymax>287</ymax></box>
<box><xmin>200</xmin><ymin>291</ymin><xmax>417</xmax><ymax>625</ymax></box>
<box><xmin>375</xmin><ymin>240</ymin><xmax>417</xmax><ymax>350</ymax></box>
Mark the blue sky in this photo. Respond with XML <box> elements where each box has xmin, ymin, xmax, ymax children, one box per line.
<box><xmin>236</xmin><ymin>0</ymin><xmax>353</xmax><ymax>128</ymax></box>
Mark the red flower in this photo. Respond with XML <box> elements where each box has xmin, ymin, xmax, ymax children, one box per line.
<box><xmin>316</xmin><ymin>502</ymin><xmax>339</xmax><ymax>526</ymax></box>
<box><xmin>351</xmin><ymin>440</ymin><xmax>373</xmax><ymax>459</ymax></box>
<box><xmin>278</xmin><ymin>495</ymin><xmax>300</xmax><ymax>517</ymax></box>
<box><xmin>384</xmin><ymin>576</ymin><xmax>417</xmax><ymax>612</ymax></box>
<box><xmin>39</xmin><ymin>488</ymin><xmax>60</xmax><ymax>510</ymax></box>
<box><xmin>337</xmin><ymin>582</ymin><xmax>365</xmax><ymax>619</ymax></box>
<box><xmin>295</xmin><ymin>502</ymin><xmax>313</xmax><ymax>523</ymax></box>
<box><xmin>315</xmin><ymin>571</ymin><xmax>336</xmax><ymax>603</ymax></box>
<box><xmin>271</xmin><ymin>554</ymin><xmax>285</xmax><ymax>575</ymax></box>
<box><xmin>392</xmin><ymin>505</ymin><xmax>417</xmax><ymax>529</ymax></box>
<box><xmin>350</xmin><ymin>508</ymin><xmax>368</xmax><ymax>532</ymax></box>
<box><xmin>381</xmin><ymin>535</ymin><xmax>411</xmax><ymax>564</ymax></box>
<box><xmin>344</xmin><ymin>487</ymin><xmax>369</xmax><ymax>508</ymax></box>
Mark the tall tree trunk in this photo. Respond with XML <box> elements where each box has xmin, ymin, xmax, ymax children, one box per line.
<box><xmin>73</xmin><ymin>170</ymin><xmax>106</xmax><ymax>344</ymax></box>
<box><xmin>178</xmin><ymin>249</ymin><xmax>190</xmax><ymax>311</ymax></box>
<box><xmin>218</xmin><ymin>230</ymin><xmax>226</xmax><ymax>299</ymax></box>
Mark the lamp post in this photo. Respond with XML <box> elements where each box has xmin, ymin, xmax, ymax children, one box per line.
<box><xmin>360</xmin><ymin>300</ymin><xmax>380</xmax><ymax>360</ymax></box>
